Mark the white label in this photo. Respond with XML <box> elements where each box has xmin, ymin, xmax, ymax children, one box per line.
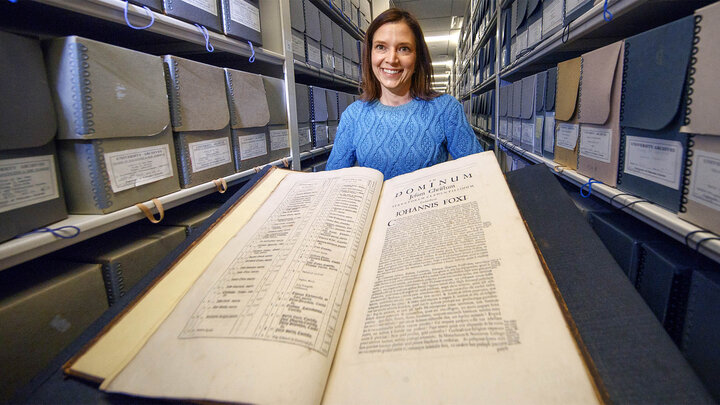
<box><xmin>556</xmin><ymin>123</ymin><xmax>579</xmax><ymax>150</ymax></box>
<box><xmin>239</xmin><ymin>133</ymin><xmax>268</xmax><ymax>160</ymax></box>
<box><xmin>544</xmin><ymin>112</ymin><xmax>556</xmax><ymax>153</ymax></box>
<box><xmin>542</xmin><ymin>0</ymin><xmax>563</xmax><ymax>36</ymax></box>
<box><xmin>528</xmin><ymin>17</ymin><xmax>542</xmax><ymax>46</ymax></box>
<box><xmin>0</xmin><ymin>155</ymin><xmax>59</xmax><ymax>214</ymax></box>
<box><xmin>513</xmin><ymin>120</ymin><xmax>522</xmax><ymax>144</ymax></box>
<box><xmin>308</xmin><ymin>44</ymin><xmax>322</xmax><ymax>64</ymax></box>
<box><xmin>323</xmin><ymin>52</ymin><xmax>334</xmax><ymax>69</ymax></box>
<box><xmin>299</xmin><ymin>126</ymin><xmax>312</xmax><ymax>145</ymax></box>
<box><xmin>565</xmin><ymin>0</ymin><xmax>587</xmax><ymax>15</ymax></box>
<box><xmin>269</xmin><ymin>128</ymin><xmax>289</xmax><ymax>151</ymax></box>
<box><xmin>579</xmin><ymin>126</ymin><xmax>613</xmax><ymax>163</ymax></box>
<box><xmin>499</xmin><ymin>118</ymin><xmax>508</xmax><ymax>138</ymax></box>
<box><xmin>182</xmin><ymin>0</ymin><xmax>218</xmax><ymax>15</ymax></box>
<box><xmin>189</xmin><ymin>138</ymin><xmax>232</xmax><ymax>172</ymax></box>
<box><xmin>351</xmin><ymin>64</ymin><xmax>359</xmax><ymax>79</ymax></box>
<box><xmin>229</xmin><ymin>0</ymin><xmax>261</xmax><ymax>32</ymax></box>
<box><xmin>104</xmin><ymin>145</ymin><xmax>174</xmax><ymax>193</ymax></box>
<box><xmin>521</xmin><ymin>120</ymin><xmax>535</xmax><ymax>147</ymax></box>
<box><xmin>344</xmin><ymin>60</ymin><xmax>352</xmax><ymax>77</ymax></box>
<box><xmin>517</xmin><ymin>30</ymin><xmax>528</xmax><ymax>53</ymax></box>
<box><xmin>624</xmin><ymin>136</ymin><xmax>683</xmax><ymax>190</ymax></box>
<box><xmin>689</xmin><ymin>149</ymin><xmax>720</xmax><ymax>211</ymax></box>
<box><xmin>292</xmin><ymin>36</ymin><xmax>305</xmax><ymax>57</ymax></box>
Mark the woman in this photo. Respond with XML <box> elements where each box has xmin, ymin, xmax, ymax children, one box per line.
<box><xmin>325</xmin><ymin>8</ymin><xmax>482</xmax><ymax>179</ymax></box>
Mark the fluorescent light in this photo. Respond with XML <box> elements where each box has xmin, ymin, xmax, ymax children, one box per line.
<box><xmin>432</xmin><ymin>60</ymin><xmax>454</xmax><ymax>68</ymax></box>
<box><xmin>424</xmin><ymin>35</ymin><xmax>452</xmax><ymax>43</ymax></box>
<box><xmin>432</xmin><ymin>73</ymin><xmax>450</xmax><ymax>78</ymax></box>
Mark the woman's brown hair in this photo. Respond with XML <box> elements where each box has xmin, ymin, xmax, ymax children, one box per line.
<box><xmin>360</xmin><ymin>8</ymin><xmax>439</xmax><ymax>102</ymax></box>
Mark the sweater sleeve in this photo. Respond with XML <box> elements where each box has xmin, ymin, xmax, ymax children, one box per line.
<box><xmin>445</xmin><ymin>96</ymin><xmax>483</xmax><ymax>159</ymax></box>
<box><xmin>325</xmin><ymin>104</ymin><xmax>358</xmax><ymax>170</ymax></box>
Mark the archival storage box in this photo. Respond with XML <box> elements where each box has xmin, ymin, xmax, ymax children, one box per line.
<box><xmin>164</xmin><ymin>55</ymin><xmax>235</xmax><ymax>188</ymax></box>
<box><xmin>263</xmin><ymin>76</ymin><xmax>291</xmax><ymax>163</ymax></box>
<box><xmin>0</xmin><ymin>31</ymin><xmax>67</xmax><ymax>242</ymax></box>
<box><xmin>44</xmin><ymin>36</ymin><xmax>180</xmax><ymax>214</ymax></box>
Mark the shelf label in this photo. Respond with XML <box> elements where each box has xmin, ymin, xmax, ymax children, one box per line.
<box><xmin>270</xmin><ymin>128</ymin><xmax>289</xmax><ymax>151</ymax></box>
<box><xmin>624</xmin><ymin>136</ymin><xmax>683</xmax><ymax>190</ymax></box>
<box><xmin>543</xmin><ymin>112</ymin><xmax>555</xmax><ymax>153</ymax></box>
<box><xmin>239</xmin><ymin>133</ymin><xmax>268</xmax><ymax>160</ymax></box>
<box><xmin>542</xmin><ymin>0</ymin><xmax>563</xmax><ymax>36</ymax></box>
<box><xmin>189</xmin><ymin>138</ymin><xmax>232</xmax><ymax>172</ymax></box>
<box><xmin>104</xmin><ymin>145</ymin><xmax>174</xmax><ymax>193</ymax></box>
<box><xmin>181</xmin><ymin>0</ymin><xmax>218</xmax><ymax>16</ymax></box>
<box><xmin>0</xmin><ymin>155</ymin><xmax>59</xmax><ymax>214</ymax></box>
<box><xmin>556</xmin><ymin>123</ymin><xmax>579</xmax><ymax>150</ymax></box>
<box><xmin>229</xmin><ymin>0</ymin><xmax>261</xmax><ymax>33</ymax></box>
<box><xmin>689</xmin><ymin>149</ymin><xmax>720</xmax><ymax>211</ymax></box>
<box><xmin>579</xmin><ymin>126</ymin><xmax>612</xmax><ymax>163</ymax></box>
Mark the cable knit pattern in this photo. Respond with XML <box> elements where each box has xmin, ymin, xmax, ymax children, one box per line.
<box><xmin>326</xmin><ymin>94</ymin><xmax>483</xmax><ymax>179</ymax></box>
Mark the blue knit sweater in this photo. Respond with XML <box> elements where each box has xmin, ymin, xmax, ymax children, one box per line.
<box><xmin>326</xmin><ymin>94</ymin><xmax>483</xmax><ymax>179</ymax></box>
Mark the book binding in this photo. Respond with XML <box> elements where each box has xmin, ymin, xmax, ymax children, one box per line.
<box><xmin>680</xmin><ymin>14</ymin><xmax>702</xmax><ymax>214</ymax></box>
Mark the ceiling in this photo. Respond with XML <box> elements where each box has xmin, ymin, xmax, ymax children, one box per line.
<box><xmin>390</xmin><ymin>0</ymin><xmax>469</xmax><ymax>89</ymax></box>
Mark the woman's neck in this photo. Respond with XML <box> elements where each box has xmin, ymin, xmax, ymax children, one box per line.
<box><xmin>379</xmin><ymin>90</ymin><xmax>413</xmax><ymax>106</ymax></box>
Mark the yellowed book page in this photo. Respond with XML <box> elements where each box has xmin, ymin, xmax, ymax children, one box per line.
<box><xmin>104</xmin><ymin>167</ymin><xmax>383</xmax><ymax>404</ymax></box>
<box><xmin>70</xmin><ymin>168</ymin><xmax>290</xmax><ymax>381</ymax></box>
<box><xmin>322</xmin><ymin>152</ymin><xmax>601</xmax><ymax>404</ymax></box>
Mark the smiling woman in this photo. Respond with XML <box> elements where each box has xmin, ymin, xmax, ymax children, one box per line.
<box><xmin>325</xmin><ymin>8</ymin><xmax>482</xmax><ymax>179</ymax></box>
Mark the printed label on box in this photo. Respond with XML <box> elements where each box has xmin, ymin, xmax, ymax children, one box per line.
<box><xmin>556</xmin><ymin>123</ymin><xmax>579</xmax><ymax>150</ymax></box>
<box><xmin>104</xmin><ymin>145</ymin><xmax>174</xmax><ymax>193</ymax></box>
<box><xmin>299</xmin><ymin>127</ymin><xmax>312</xmax><ymax>145</ymax></box>
<box><xmin>542</xmin><ymin>0</ymin><xmax>563</xmax><ymax>36</ymax></box>
<box><xmin>579</xmin><ymin>126</ymin><xmax>612</xmax><ymax>163</ymax></box>
<box><xmin>230</xmin><ymin>0</ymin><xmax>261</xmax><ymax>32</ymax></box>
<box><xmin>624</xmin><ymin>136</ymin><xmax>683</xmax><ymax>190</ymax></box>
<box><xmin>344</xmin><ymin>60</ymin><xmax>352</xmax><ymax>77</ymax></box>
<box><xmin>517</xmin><ymin>30</ymin><xmax>529</xmax><ymax>53</ymax></box>
<box><xmin>292</xmin><ymin>36</ymin><xmax>305</xmax><ymax>57</ymax></box>
<box><xmin>513</xmin><ymin>120</ymin><xmax>522</xmax><ymax>144</ymax></box>
<box><xmin>182</xmin><ymin>0</ymin><xmax>218</xmax><ymax>16</ymax></box>
<box><xmin>270</xmin><ymin>129</ymin><xmax>289</xmax><ymax>151</ymax></box>
<box><xmin>688</xmin><ymin>149</ymin><xmax>720</xmax><ymax>210</ymax></box>
<box><xmin>239</xmin><ymin>133</ymin><xmax>268</xmax><ymax>160</ymax></box>
<box><xmin>499</xmin><ymin>118</ymin><xmax>508</xmax><ymax>139</ymax></box>
<box><xmin>0</xmin><ymin>155</ymin><xmax>59</xmax><ymax>214</ymax></box>
<box><xmin>307</xmin><ymin>44</ymin><xmax>322</xmax><ymax>64</ymax></box>
<box><xmin>521</xmin><ymin>120</ymin><xmax>535</xmax><ymax>146</ymax></box>
<box><xmin>323</xmin><ymin>52</ymin><xmax>334</xmax><ymax>69</ymax></box>
<box><xmin>534</xmin><ymin>116</ymin><xmax>544</xmax><ymax>148</ymax></box>
<box><xmin>529</xmin><ymin>17</ymin><xmax>542</xmax><ymax>46</ymax></box>
<box><xmin>544</xmin><ymin>112</ymin><xmax>555</xmax><ymax>152</ymax></box>
<box><xmin>189</xmin><ymin>138</ymin><xmax>232</xmax><ymax>172</ymax></box>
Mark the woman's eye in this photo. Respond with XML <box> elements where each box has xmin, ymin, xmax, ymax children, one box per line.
<box><xmin>399</xmin><ymin>47</ymin><xmax>410</xmax><ymax>52</ymax></box>
<box><xmin>375</xmin><ymin>44</ymin><xmax>384</xmax><ymax>50</ymax></box>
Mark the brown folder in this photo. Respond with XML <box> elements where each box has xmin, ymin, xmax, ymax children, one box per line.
<box><xmin>554</xmin><ymin>56</ymin><xmax>582</xmax><ymax>170</ymax></box>
<box><xmin>577</xmin><ymin>41</ymin><xmax>623</xmax><ymax>186</ymax></box>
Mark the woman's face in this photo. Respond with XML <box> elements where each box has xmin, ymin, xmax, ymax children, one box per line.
<box><xmin>371</xmin><ymin>21</ymin><xmax>417</xmax><ymax>100</ymax></box>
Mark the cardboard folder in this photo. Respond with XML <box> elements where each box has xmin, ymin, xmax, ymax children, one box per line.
<box><xmin>618</xmin><ymin>16</ymin><xmax>694</xmax><ymax>212</ymax></box>
<box><xmin>162</xmin><ymin>0</ymin><xmax>222</xmax><ymax>33</ymax></box>
<box><xmin>225</xmin><ymin>68</ymin><xmax>271</xmax><ymax>171</ymax></box>
<box><xmin>678</xmin><ymin>2</ymin><xmax>720</xmax><ymax>234</ymax></box>
<box><xmin>220</xmin><ymin>0</ymin><xmax>262</xmax><ymax>45</ymax></box>
<box><xmin>263</xmin><ymin>76</ymin><xmax>290</xmax><ymax>162</ymax></box>
<box><xmin>533</xmin><ymin>70</ymin><xmax>546</xmax><ymax>155</ymax></box>
<box><xmin>577</xmin><ymin>41</ymin><xmax>623</xmax><ymax>186</ymax></box>
<box><xmin>0</xmin><ymin>31</ymin><xmax>67</xmax><ymax>242</ymax></box>
<box><xmin>542</xmin><ymin>0</ymin><xmax>563</xmax><ymax>39</ymax></box>
<box><xmin>0</xmin><ymin>259</ymin><xmax>107</xmax><ymax>403</ymax></box>
<box><xmin>682</xmin><ymin>269</ymin><xmax>720</xmax><ymax>401</ymax></box>
<box><xmin>295</xmin><ymin>84</ymin><xmax>312</xmax><ymax>153</ymax></box>
<box><xmin>326</xmin><ymin>89</ymin><xmax>340</xmax><ymax>144</ymax></box>
<box><xmin>554</xmin><ymin>56</ymin><xmax>581</xmax><ymax>170</ymax></box>
<box><xmin>543</xmin><ymin>66</ymin><xmax>557</xmax><ymax>159</ymax></box>
<box><xmin>164</xmin><ymin>56</ymin><xmax>235</xmax><ymax>188</ymax></box>
<box><xmin>519</xmin><ymin>74</ymin><xmax>536</xmax><ymax>152</ymax></box>
<box><xmin>45</xmin><ymin>36</ymin><xmax>180</xmax><ymax>214</ymax></box>
<box><xmin>310</xmin><ymin>87</ymin><xmax>329</xmax><ymax>148</ymax></box>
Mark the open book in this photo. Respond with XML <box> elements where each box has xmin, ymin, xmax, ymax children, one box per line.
<box><xmin>64</xmin><ymin>152</ymin><xmax>603</xmax><ymax>404</ymax></box>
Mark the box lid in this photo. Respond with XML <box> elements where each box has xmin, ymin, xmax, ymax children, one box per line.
<box><xmin>555</xmin><ymin>56</ymin><xmax>581</xmax><ymax>122</ymax></box>
<box><xmin>224</xmin><ymin>68</ymin><xmax>270</xmax><ymax>128</ymax></box>
<box><xmin>262</xmin><ymin>76</ymin><xmax>288</xmax><ymax>125</ymax></box>
<box><xmin>326</xmin><ymin>90</ymin><xmax>339</xmax><ymax>120</ymax></box>
<box><xmin>164</xmin><ymin>55</ymin><xmax>230</xmax><ymax>132</ymax></box>
<box><xmin>535</xmin><ymin>71</ymin><xmax>546</xmax><ymax>113</ymax></box>
<box><xmin>0</xmin><ymin>31</ymin><xmax>56</xmax><ymax>150</ymax></box>
<box><xmin>311</xmin><ymin>87</ymin><xmax>328</xmax><ymax>121</ymax></box>
<box><xmin>578</xmin><ymin>41</ymin><xmax>622</xmax><ymax>125</ymax></box>
<box><xmin>44</xmin><ymin>36</ymin><xmax>170</xmax><ymax>140</ymax></box>
<box><xmin>520</xmin><ymin>74</ymin><xmax>536</xmax><ymax>119</ymax></box>
<box><xmin>290</xmin><ymin>0</ymin><xmax>305</xmax><ymax>32</ymax></box>
<box><xmin>304</xmin><ymin>1</ymin><xmax>322</xmax><ymax>41</ymax></box>
<box><xmin>320</xmin><ymin>13</ymin><xmax>334</xmax><ymax>49</ymax></box>
<box><xmin>545</xmin><ymin>67</ymin><xmax>557</xmax><ymax>111</ymax></box>
<box><xmin>295</xmin><ymin>84</ymin><xmax>310</xmax><ymax>122</ymax></box>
